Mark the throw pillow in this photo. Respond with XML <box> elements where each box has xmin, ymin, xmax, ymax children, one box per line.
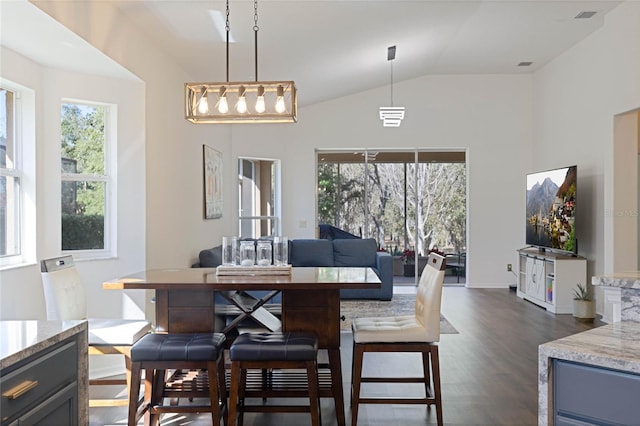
<box><xmin>333</xmin><ymin>238</ymin><xmax>377</xmax><ymax>267</ymax></box>
<box><xmin>289</xmin><ymin>239</ymin><xmax>335</xmax><ymax>266</ymax></box>
<box><xmin>199</xmin><ymin>245</ymin><xmax>223</xmax><ymax>267</ymax></box>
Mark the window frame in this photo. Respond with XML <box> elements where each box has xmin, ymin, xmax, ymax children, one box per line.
<box><xmin>0</xmin><ymin>78</ymin><xmax>36</xmax><ymax>270</ymax></box>
<box><xmin>0</xmin><ymin>84</ymin><xmax>23</xmax><ymax>267</ymax></box>
<box><xmin>315</xmin><ymin>148</ymin><xmax>467</xmax><ymax>256</ymax></box>
<box><xmin>238</xmin><ymin>157</ymin><xmax>282</xmax><ymax>238</ymax></box>
<box><xmin>60</xmin><ymin>99</ymin><xmax>116</xmax><ymax>259</ymax></box>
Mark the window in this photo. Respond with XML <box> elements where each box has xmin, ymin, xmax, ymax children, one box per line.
<box><xmin>317</xmin><ymin>149</ymin><xmax>466</xmax><ymax>279</ymax></box>
<box><xmin>238</xmin><ymin>157</ymin><xmax>281</xmax><ymax>238</ymax></box>
<box><xmin>61</xmin><ymin>101</ymin><xmax>114</xmax><ymax>256</ymax></box>
<box><xmin>0</xmin><ymin>87</ymin><xmax>21</xmax><ymax>261</ymax></box>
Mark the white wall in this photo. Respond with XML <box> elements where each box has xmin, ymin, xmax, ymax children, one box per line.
<box><xmin>232</xmin><ymin>74</ymin><xmax>533</xmax><ymax>288</ymax></box>
<box><xmin>533</xmin><ymin>1</ymin><xmax>640</xmax><ymax>272</ymax></box>
<box><xmin>532</xmin><ymin>1</ymin><xmax>640</xmax><ymax>314</ymax></box>
<box><xmin>29</xmin><ymin>0</ymin><xmax>236</xmax><ymax>272</ymax></box>
<box><xmin>0</xmin><ymin>45</ymin><xmax>147</xmax><ymax>320</ymax></box>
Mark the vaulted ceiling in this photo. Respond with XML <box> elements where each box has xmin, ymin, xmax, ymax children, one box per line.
<box><xmin>1</xmin><ymin>1</ymin><xmax>622</xmax><ymax>107</ymax></box>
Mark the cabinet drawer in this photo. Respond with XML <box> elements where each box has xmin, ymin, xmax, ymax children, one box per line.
<box><xmin>7</xmin><ymin>382</ymin><xmax>77</xmax><ymax>426</ymax></box>
<box><xmin>1</xmin><ymin>340</ymin><xmax>77</xmax><ymax>424</ymax></box>
<box><xmin>554</xmin><ymin>359</ymin><xmax>640</xmax><ymax>425</ymax></box>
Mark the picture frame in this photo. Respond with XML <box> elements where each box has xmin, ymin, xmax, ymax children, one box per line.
<box><xmin>203</xmin><ymin>145</ymin><xmax>222</xmax><ymax>219</ymax></box>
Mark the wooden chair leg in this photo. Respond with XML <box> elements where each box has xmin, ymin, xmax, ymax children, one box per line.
<box><xmin>228</xmin><ymin>362</ymin><xmax>241</xmax><ymax>426</ymax></box>
<box><xmin>430</xmin><ymin>345</ymin><xmax>443</xmax><ymax>426</ymax></box>
<box><xmin>127</xmin><ymin>362</ymin><xmax>142</xmax><ymax>426</ymax></box>
<box><xmin>88</xmin><ymin>345</ymin><xmax>132</xmax><ymax>408</ymax></box>
<box><xmin>422</xmin><ymin>349</ymin><xmax>432</xmax><ymax>398</ymax></box>
<box><xmin>216</xmin><ymin>356</ymin><xmax>228</xmax><ymax>426</ymax></box>
<box><xmin>306</xmin><ymin>360</ymin><xmax>321</xmax><ymax>426</ymax></box>
<box><xmin>122</xmin><ymin>347</ymin><xmax>133</xmax><ymax>398</ymax></box>
<box><xmin>238</xmin><ymin>365</ymin><xmax>248</xmax><ymax>426</ymax></box>
<box><xmin>350</xmin><ymin>339</ymin><xmax>356</xmax><ymax>404</ymax></box>
<box><xmin>351</xmin><ymin>343</ymin><xmax>364</xmax><ymax>426</ymax></box>
<box><xmin>207</xmin><ymin>361</ymin><xmax>221</xmax><ymax>426</ymax></box>
<box><xmin>140</xmin><ymin>368</ymin><xmax>153</xmax><ymax>426</ymax></box>
<box><xmin>328</xmin><ymin>348</ymin><xmax>347</xmax><ymax>426</ymax></box>
<box><xmin>148</xmin><ymin>369</ymin><xmax>165</xmax><ymax>426</ymax></box>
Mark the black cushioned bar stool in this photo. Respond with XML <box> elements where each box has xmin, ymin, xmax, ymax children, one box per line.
<box><xmin>228</xmin><ymin>331</ymin><xmax>321</xmax><ymax>426</ymax></box>
<box><xmin>127</xmin><ymin>333</ymin><xmax>227</xmax><ymax>426</ymax></box>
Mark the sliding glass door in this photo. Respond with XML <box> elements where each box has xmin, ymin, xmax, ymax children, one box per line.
<box><xmin>317</xmin><ymin>149</ymin><xmax>466</xmax><ymax>281</ymax></box>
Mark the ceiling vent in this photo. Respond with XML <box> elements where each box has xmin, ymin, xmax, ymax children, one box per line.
<box><xmin>518</xmin><ymin>62</ymin><xmax>533</xmax><ymax>67</ymax></box>
<box><xmin>575</xmin><ymin>11</ymin><xmax>597</xmax><ymax>19</ymax></box>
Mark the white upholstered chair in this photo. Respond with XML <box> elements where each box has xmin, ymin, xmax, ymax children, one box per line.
<box><xmin>350</xmin><ymin>252</ymin><xmax>446</xmax><ymax>426</ymax></box>
<box><xmin>40</xmin><ymin>255</ymin><xmax>152</xmax><ymax>408</ymax></box>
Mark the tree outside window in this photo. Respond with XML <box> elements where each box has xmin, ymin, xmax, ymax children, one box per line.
<box><xmin>317</xmin><ymin>150</ymin><xmax>466</xmax><ymax>257</ymax></box>
<box><xmin>61</xmin><ymin>102</ymin><xmax>109</xmax><ymax>251</ymax></box>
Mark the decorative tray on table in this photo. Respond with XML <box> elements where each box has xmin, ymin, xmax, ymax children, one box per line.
<box><xmin>216</xmin><ymin>265</ymin><xmax>292</xmax><ymax>276</ymax></box>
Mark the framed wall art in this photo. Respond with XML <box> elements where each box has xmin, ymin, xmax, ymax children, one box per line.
<box><xmin>203</xmin><ymin>145</ymin><xmax>222</xmax><ymax>219</ymax></box>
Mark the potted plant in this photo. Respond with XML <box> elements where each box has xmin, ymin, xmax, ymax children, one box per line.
<box><xmin>572</xmin><ymin>283</ymin><xmax>595</xmax><ymax>321</ymax></box>
<box><xmin>401</xmin><ymin>249</ymin><xmax>416</xmax><ymax>277</ymax></box>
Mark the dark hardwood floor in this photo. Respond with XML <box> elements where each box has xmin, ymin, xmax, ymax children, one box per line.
<box><xmin>90</xmin><ymin>287</ymin><xmax>603</xmax><ymax>425</ymax></box>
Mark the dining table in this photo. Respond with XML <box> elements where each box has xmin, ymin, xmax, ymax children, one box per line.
<box><xmin>103</xmin><ymin>266</ymin><xmax>381</xmax><ymax>426</ymax></box>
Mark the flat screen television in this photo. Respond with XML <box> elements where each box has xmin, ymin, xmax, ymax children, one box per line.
<box><xmin>525</xmin><ymin>165</ymin><xmax>577</xmax><ymax>254</ymax></box>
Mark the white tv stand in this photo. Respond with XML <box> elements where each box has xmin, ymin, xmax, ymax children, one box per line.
<box><xmin>517</xmin><ymin>248</ymin><xmax>586</xmax><ymax>314</ymax></box>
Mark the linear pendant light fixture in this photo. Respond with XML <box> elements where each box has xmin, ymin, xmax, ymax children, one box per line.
<box><xmin>379</xmin><ymin>45</ymin><xmax>405</xmax><ymax>127</ymax></box>
<box><xmin>185</xmin><ymin>0</ymin><xmax>297</xmax><ymax>124</ymax></box>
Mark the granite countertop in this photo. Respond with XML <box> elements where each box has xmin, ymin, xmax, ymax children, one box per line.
<box><xmin>592</xmin><ymin>271</ymin><xmax>640</xmax><ymax>288</ymax></box>
<box><xmin>539</xmin><ymin>322</ymin><xmax>640</xmax><ymax>373</ymax></box>
<box><xmin>538</xmin><ymin>322</ymin><xmax>640</xmax><ymax>425</ymax></box>
<box><xmin>0</xmin><ymin>320</ymin><xmax>88</xmax><ymax>370</ymax></box>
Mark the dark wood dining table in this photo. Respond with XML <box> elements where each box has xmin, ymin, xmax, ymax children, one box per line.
<box><xmin>103</xmin><ymin>266</ymin><xmax>381</xmax><ymax>426</ymax></box>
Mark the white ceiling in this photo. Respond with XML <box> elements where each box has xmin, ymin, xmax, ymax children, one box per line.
<box><xmin>0</xmin><ymin>0</ymin><xmax>136</xmax><ymax>81</ymax></box>
<box><xmin>1</xmin><ymin>0</ymin><xmax>622</xmax><ymax>107</ymax></box>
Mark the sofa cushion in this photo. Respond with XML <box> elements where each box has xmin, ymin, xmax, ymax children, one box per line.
<box><xmin>199</xmin><ymin>245</ymin><xmax>223</xmax><ymax>267</ymax></box>
<box><xmin>289</xmin><ymin>239</ymin><xmax>334</xmax><ymax>266</ymax></box>
<box><xmin>333</xmin><ymin>238</ymin><xmax>377</xmax><ymax>268</ymax></box>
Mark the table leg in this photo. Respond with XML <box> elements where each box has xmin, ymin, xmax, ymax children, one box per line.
<box><xmin>328</xmin><ymin>348</ymin><xmax>346</xmax><ymax>426</ymax></box>
<box><xmin>282</xmin><ymin>288</ymin><xmax>344</xmax><ymax>425</ymax></box>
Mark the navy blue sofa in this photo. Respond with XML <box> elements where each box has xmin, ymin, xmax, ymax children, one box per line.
<box><xmin>288</xmin><ymin>238</ymin><xmax>392</xmax><ymax>300</ymax></box>
<box><xmin>194</xmin><ymin>238</ymin><xmax>392</xmax><ymax>300</ymax></box>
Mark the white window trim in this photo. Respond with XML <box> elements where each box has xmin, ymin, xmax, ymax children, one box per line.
<box><xmin>0</xmin><ymin>78</ymin><xmax>36</xmax><ymax>270</ymax></box>
<box><xmin>60</xmin><ymin>100</ymin><xmax>116</xmax><ymax>260</ymax></box>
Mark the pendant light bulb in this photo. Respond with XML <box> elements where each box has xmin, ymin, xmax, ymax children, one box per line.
<box><xmin>275</xmin><ymin>85</ymin><xmax>286</xmax><ymax>113</ymax></box>
<box><xmin>197</xmin><ymin>87</ymin><xmax>209</xmax><ymax>114</ymax></box>
<box><xmin>255</xmin><ymin>85</ymin><xmax>266</xmax><ymax>113</ymax></box>
<box><xmin>236</xmin><ymin>85</ymin><xmax>248</xmax><ymax>113</ymax></box>
<box><xmin>217</xmin><ymin>86</ymin><xmax>229</xmax><ymax>114</ymax></box>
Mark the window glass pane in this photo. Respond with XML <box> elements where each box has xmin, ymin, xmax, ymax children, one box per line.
<box><xmin>317</xmin><ymin>162</ymin><xmax>338</xmax><ymax>225</ymax></box>
<box><xmin>317</xmin><ymin>150</ymin><xmax>466</xmax><ymax>280</ymax></box>
<box><xmin>61</xmin><ymin>180</ymin><xmax>105</xmax><ymax>250</ymax></box>
<box><xmin>61</xmin><ymin>103</ymin><xmax>105</xmax><ymax>175</ymax></box>
<box><xmin>238</xmin><ymin>157</ymin><xmax>280</xmax><ymax>238</ymax></box>
<box><xmin>325</xmin><ymin>162</ymin><xmax>365</xmax><ymax>236</ymax></box>
<box><xmin>61</xmin><ymin>101</ymin><xmax>108</xmax><ymax>253</ymax></box>
<box><xmin>365</xmin><ymin>162</ymin><xmax>408</xmax><ymax>253</ymax></box>
<box><xmin>0</xmin><ymin>175</ymin><xmax>20</xmax><ymax>256</ymax></box>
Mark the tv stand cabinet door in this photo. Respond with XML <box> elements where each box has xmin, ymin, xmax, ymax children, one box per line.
<box><xmin>525</xmin><ymin>257</ymin><xmax>545</xmax><ymax>302</ymax></box>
